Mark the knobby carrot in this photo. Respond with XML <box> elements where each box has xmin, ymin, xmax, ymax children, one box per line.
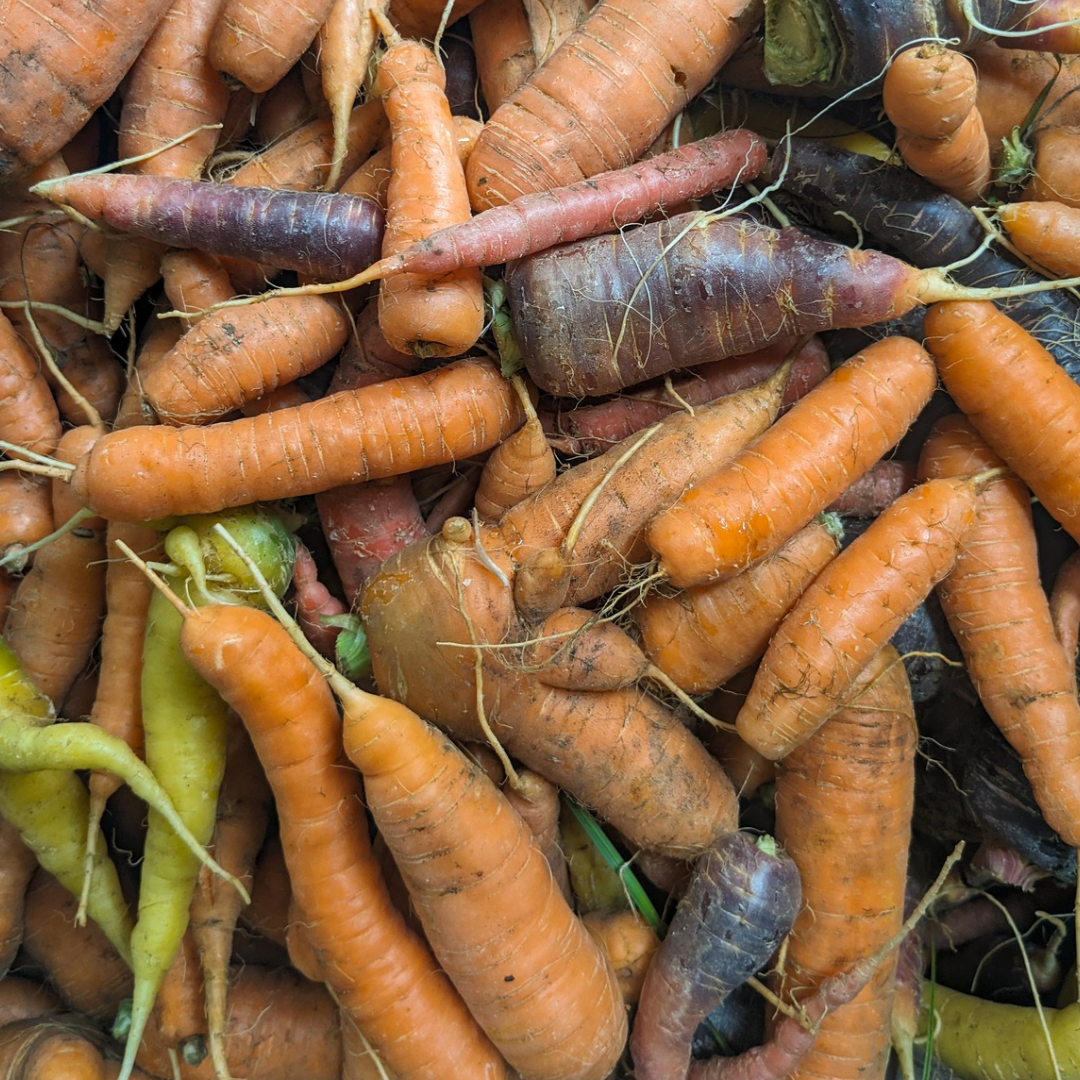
<box><xmin>734</xmin><ymin>474</ymin><xmax>986</xmax><ymax>761</ymax></box>
<box><xmin>882</xmin><ymin>44</ymin><xmax>991</xmax><ymax>204</ymax></box>
<box><xmin>464</xmin><ymin>0</ymin><xmax>764</xmax><ymax>208</ymax></box>
<box><xmin>769</xmin><ymin>644</ymin><xmax>916</xmax><ymax>1080</ymax></box>
<box><xmin>918</xmin><ymin>413</ymin><xmax>1080</xmax><ymax>849</ymax></box>
<box><xmin>52</xmin><ymin>356</ymin><xmax>524</xmax><ymax>522</ymax></box>
<box><xmin>372</xmin><ymin>15</ymin><xmax>485</xmax><ymax>357</ymax></box>
<box><xmin>645</xmin><ymin>335</ymin><xmax>938</xmax><ymax>588</ymax></box>
<box><xmin>133</xmin><ymin>569</ymin><xmax>508</xmax><ymax>1080</ymax></box>
<box><xmin>923</xmin><ymin>300</ymin><xmax>1080</xmax><ymax>547</ymax></box>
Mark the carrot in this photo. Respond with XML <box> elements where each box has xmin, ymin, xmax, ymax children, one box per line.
<box><xmin>315</xmin><ymin>474</ymin><xmax>430</xmax><ymax>605</ymax></box>
<box><xmin>767</xmin><ymin>644</ymin><xmax>916</xmax><ymax>1080</ymax></box>
<box><xmin>581</xmin><ymin>908</ymin><xmax>661</xmax><ymax>1006</ymax></box>
<box><xmin>923</xmin><ymin>300</ymin><xmax>1080</xmax><ymax>547</ymax></box>
<box><xmin>882</xmin><ymin>44</ymin><xmax>991</xmax><ymax>203</ymax></box>
<box><xmin>645</xmin><ymin>335</ymin><xmax>938</xmax><ymax>589</ymax></box>
<box><xmin>34</xmin><ymin>173</ymin><xmax>387</xmax><ymax>285</ymax></box>
<box><xmin>320</xmin><ymin>0</ymin><xmax>390</xmax><ymax>190</ymax></box>
<box><xmin>371</xmin><ymin>16</ymin><xmax>485</xmax><ymax>358</ymax></box>
<box><xmin>917</xmin><ymin>412</ymin><xmax>1080</xmax><ymax>850</ymax></box>
<box><xmin>0</xmin><ymin>812</ymin><xmax>39</xmax><ymax>978</ymax></box>
<box><xmin>825</xmin><ymin>459</ymin><xmax>917</xmax><ymax>517</ymax></box>
<box><xmin>0</xmin><ymin>976</ymin><xmax>61</xmax><ymax>1026</ymax></box>
<box><xmin>0</xmin><ymin>0</ymin><xmax>173</xmax><ymax>178</ymax></box>
<box><xmin>1050</xmin><ymin>548</ymin><xmax>1080</xmax><ymax>667</ymax></box>
<box><xmin>630</xmin><ymin>831</ymin><xmax>802</xmax><ymax>1080</ymax></box>
<box><xmin>501</xmin><ymin>210</ymin><xmax>1056</xmax><ymax>398</ymax></box>
<box><xmin>0</xmin><ymin>473</ymin><xmax>54</xmax><ymax>566</ymax></box>
<box><xmin>3</xmin><ymin>427</ymin><xmax>107</xmax><ymax>708</ymax></box>
<box><xmin>734</xmin><ymin>474</ymin><xmax>988</xmax><ymax>761</ymax></box>
<box><xmin>43</xmin><ymin>356</ymin><xmax>524</xmax><ymax>523</ymax></box>
<box><xmin>141</xmin><ymin>292</ymin><xmax>351</xmax><ymax>425</ymax></box>
<box><xmin>20</xmin><ymin>866</ymin><xmax>133</xmax><ymax>1024</ymax></box>
<box><xmin>463</xmin><ymin>0</ymin><xmax>764</xmax><ymax>208</ymax></box>
<box><xmin>123</xmin><ymin>558</ymin><xmax>508</xmax><ymax>1080</ymax></box>
<box><xmin>1018</xmin><ymin>122</ymin><xmax>1080</xmax><ymax>206</ymax></box>
<box><xmin>0</xmin><ymin>309</ymin><xmax>62</xmax><ymax>457</ymax></box>
<box><xmin>209</xmin><ymin>0</ymin><xmax>336</xmax><ymax>94</ymax></box>
<box><xmin>191</xmin><ymin>536</ymin><xmax>629</xmax><ymax>1080</ymax></box>
<box><xmin>997</xmin><ymin>200</ymin><xmax>1080</xmax><ymax>278</ymax></box>
<box><xmin>341</xmin><ymin>127</ymin><xmax>768</xmax><ymax>287</ymax></box>
<box><xmin>360</xmin><ymin>513</ymin><xmax>741</xmax><ymax>859</ymax></box>
<box><xmin>291</xmin><ymin>539</ymin><xmax>348</xmax><ymax>659</ymax></box>
<box><xmin>635</xmin><ymin>516</ymin><xmax>842</xmax><ymax>695</ymax></box>
<box><xmin>0</xmin><ymin>1014</ymin><xmax>121</xmax><ymax>1080</ymax></box>
<box><xmin>387</xmin><ymin>0</ymin><xmax>490</xmax><ymax>40</ymax></box>
<box><xmin>469</xmin><ymin>0</ymin><xmax>536</xmax><ymax>112</ymax></box>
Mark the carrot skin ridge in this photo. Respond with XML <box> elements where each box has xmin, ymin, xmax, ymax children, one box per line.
<box><xmin>34</xmin><ymin>174</ymin><xmax>386</xmax><ymax>282</ymax></box>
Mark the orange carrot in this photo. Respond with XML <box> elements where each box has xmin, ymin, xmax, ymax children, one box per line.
<box><xmin>141</xmin><ymin>292</ymin><xmax>351</xmax><ymax>425</ymax></box>
<box><xmin>0</xmin><ymin>473</ymin><xmax>54</xmax><ymax>565</ymax></box>
<box><xmin>469</xmin><ymin>0</ymin><xmax>536</xmax><ymax>112</ymax></box>
<box><xmin>646</xmin><ymin>336</ymin><xmax>938</xmax><ymax>589</ymax></box>
<box><xmin>464</xmin><ymin>0</ymin><xmax>763</xmax><ymax>208</ymax></box>
<box><xmin>734</xmin><ymin>474</ymin><xmax>986</xmax><ymax>761</ymax></box>
<box><xmin>387</xmin><ymin>0</ymin><xmax>490</xmax><ymax>39</ymax></box>
<box><xmin>997</xmin><ymin>199</ymin><xmax>1080</xmax><ymax>277</ymax></box>
<box><xmin>209</xmin><ymin>0</ymin><xmax>337</xmax><ymax>94</ymax></box>
<box><xmin>923</xmin><ymin>300</ymin><xmax>1080</xmax><ymax>547</ymax></box>
<box><xmin>882</xmin><ymin>44</ymin><xmax>991</xmax><ymax>203</ymax></box>
<box><xmin>58</xmin><ymin>356</ymin><xmax>524</xmax><ymax>522</ymax></box>
<box><xmin>581</xmin><ymin>908</ymin><xmax>661</xmax><ymax>1007</ymax></box>
<box><xmin>0</xmin><ymin>813</ymin><xmax>38</xmax><ymax>978</ymax></box>
<box><xmin>917</xmin><ymin>412</ymin><xmax>1080</xmax><ymax>849</ymax></box>
<box><xmin>768</xmin><ymin>644</ymin><xmax>916</xmax><ymax>1080</ymax></box>
<box><xmin>1050</xmin><ymin>547</ymin><xmax>1080</xmax><ymax>667</ymax></box>
<box><xmin>373</xmin><ymin>16</ymin><xmax>485</xmax><ymax>357</ymax></box>
<box><xmin>1019</xmin><ymin>122</ymin><xmax>1080</xmax><ymax>206</ymax></box>
<box><xmin>137</xmin><ymin>576</ymin><xmax>508</xmax><ymax>1080</ymax></box>
<box><xmin>0</xmin><ymin>0</ymin><xmax>173</xmax><ymax>177</ymax></box>
<box><xmin>0</xmin><ymin>976</ymin><xmax>61</xmax><ymax>1027</ymax></box>
<box><xmin>635</xmin><ymin>516</ymin><xmax>842</xmax><ymax>695</ymax></box>
<box><xmin>0</xmin><ymin>309</ymin><xmax>62</xmax><ymax>457</ymax></box>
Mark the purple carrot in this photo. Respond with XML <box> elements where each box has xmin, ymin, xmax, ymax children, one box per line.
<box><xmin>31</xmin><ymin>173</ymin><xmax>385</xmax><ymax>282</ymax></box>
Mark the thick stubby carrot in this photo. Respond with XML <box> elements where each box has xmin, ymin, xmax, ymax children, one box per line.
<box><xmin>374</xmin><ymin>22</ymin><xmax>485</xmax><ymax>357</ymax></box>
<box><xmin>735</xmin><ymin>476</ymin><xmax>984</xmax><ymax>761</ymax></box>
<box><xmin>141</xmin><ymin>292</ymin><xmax>351</xmax><ymax>425</ymax></box>
<box><xmin>645</xmin><ymin>336</ymin><xmax>938</xmax><ymax>588</ymax></box>
<box><xmin>361</xmin><ymin>517</ymin><xmax>740</xmax><ymax>859</ymax></box>
<box><xmin>464</xmin><ymin>0</ymin><xmax>764</xmax><ymax>208</ymax></box>
<box><xmin>768</xmin><ymin>645</ymin><xmax>915</xmax><ymax>1080</ymax></box>
<box><xmin>997</xmin><ymin>200</ymin><xmax>1080</xmax><ymax>278</ymax></box>
<box><xmin>0</xmin><ymin>0</ymin><xmax>173</xmax><ymax>178</ymax></box>
<box><xmin>165</xmin><ymin>599</ymin><xmax>508</xmax><ymax>1080</ymax></box>
<box><xmin>918</xmin><ymin>413</ymin><xmax>1080</xmax><ymax>848</ymax></box>
<box><xmin>209</xmin><ymin>0</ymin><xmax>336</xmax><ymax>93</ymax></box>
<box><xmin>636</xmin><ymin>516</ymin><xmax>842</xmax><ymax>695</ymax></box>
<box><xmin>882</xmin><ymin>45</ymin><xmax>991</xmax><ymax>204</ymax></box>
<box><xmin>924</xmin><ymin>300</ymin><xmax>1080</xmax><ymax>546</ymax></box>
<box><xmin>67</xmin><ymin>357</ymin><xmax>525</xmax><ymax>522</ymax></box>
<box><xmin>0</xmin><ymin>976</ymin><xmax>61</xmax><ymax>1026</ymax></box>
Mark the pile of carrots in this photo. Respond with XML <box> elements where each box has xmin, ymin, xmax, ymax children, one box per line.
<box><xmin>4</xmin><ymin>1</ymin><xmax>1080</xmax><ymax>1079</ymax></box>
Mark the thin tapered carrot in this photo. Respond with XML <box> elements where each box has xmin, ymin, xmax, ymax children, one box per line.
<box><xmin>918</xmin><ymin>412</ymin><xmax>1080</xmax><ymax>849</ymax></box>
<box><xmin>635</xmin><ymin>515</ymin><xmax>842</xmax><ymax>695</ymax></box>
<box><xmin>924</xmin><ymin>300</ymin><xmax>1080</xmax><ymax>547</ymax></box>
<box><xmin>464</xmin><ymin>0</ymin><xmax>763</xmax><ymax>208</ymax></box>
<box><xmin>767</xmin><ymin>644</ymin><xmax>916</xmax><ymax>1080</ymax></box>
<box><xmin>645</xmin><ymin>336</ymin><xmax>938</xmax><ymax>589</ymax></box>
<box><xmin>209</xmin><ymin>0</ymin><xmax>337</xmax><ymax>94</ymax></box>
<box><xmin>141</xmin><ymin>292</ymin><xmax>351</xmax><ymax>425</ymax></box>
<box><xmin>48</xmin><ymin>356</ymin><xmax>524</xmax><ymax>523</ymax></box>
<box><xmin>373</xmin><ymin>15</ymin><xmax>485</xmax><ymax>358</ymax></box>
<box><xmin>882</xmin><ymin>44</ymin><xmax>991</xmax><ymax>204</ymax></box>
<box><xmin>997</xmin><ymin>199</ymin><xmax>1080</xmax><ymax>278</ymax></box>
<box><xmin>129</xmin><ymin>561</ymin><xmax>508</xmax><ymax>1080</ymax></box>
<box><xmin>734</xmin><ymin>474</ymin><xmax>988</xmax><ymax>761</ymax></box>
<box><xmin>320</xmin><ymin>0</ymin><xmax>390</xmax><ymax>190</ymax></box>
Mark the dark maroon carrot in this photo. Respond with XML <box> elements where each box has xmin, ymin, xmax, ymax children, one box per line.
<box><xmin>31</xmin><ymin>173</ymin><xmax>385</xmax><ymax>283</ymax></box>
<box><xmin>630</xmin><ymin>830</ymin><xmax>802</xmax><ymax>1080</ymax></box>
